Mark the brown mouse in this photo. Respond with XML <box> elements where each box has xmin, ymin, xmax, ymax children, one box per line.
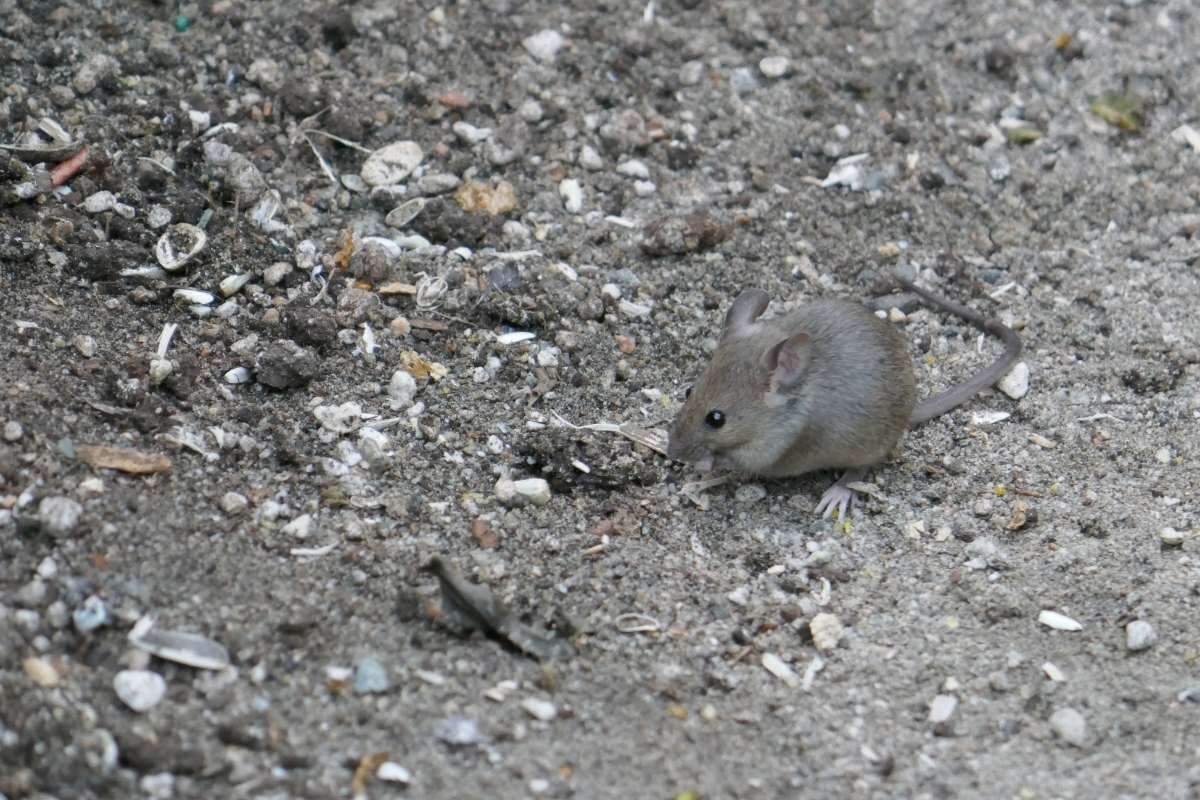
<box><xmin>666</xmin><ymin>272</ymin><xmax>1023</xmax><ymax>518</ymax></box>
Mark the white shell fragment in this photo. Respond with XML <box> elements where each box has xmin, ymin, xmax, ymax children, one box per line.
<box><xmin>361</xmin><ymin>141</ymin><xmax>424</xmax><ymax>187</ymax></box>
<box><xmin>762</xmin><ymin>653</ymin><xmax>800</xmax><ymax>688</ymax></box>
<box><xmin>128</xmin><ymin>616</ymin><xmax>231</xmax><ymax>670</ymax></box>
<box><xmin>155</xmin><ymin>223</ymin><xmax>207</xmax><ymax>272</ymax></box>
<box><xmin>224</xmin><ymin>367</ymin><xmax>252</xmax><ymax>384</ymax></box>
<box><xmin>113</xmin><ymin>670</ymin><xmax>166</xmax><ymax>713</ymax></box>
<box><xmin>219</xmin><ymin>273</ymin><xmax>251</xmax><ymax>297</ymax></box>
<box><xmin>173</xmin><ymin>289</ymin><xmax>215</xmax><ymax>306</ymax></box>
<box><xmin>1038</xmin><ymin>610</ymin><xmax>1082</xmax><ymax>632</ymax></box>
<box><xmin>385</xmin><ymin>197</ymin><xmax>428</xmax><ymax>229</ymax></box>
<box><xmin>1042</xmin><ymin>662</ymin><xmax>1066</xmax><ymax>682</ymax></box>
<box><xmin>376</xmin><ymin>762</ymin><xmax>412</xmax><ymax>785</ymax></box>
<box><xmin>998</xmin><ymin>361</ymin><xmax>1030</xmax><ymax>400</ymax></box>
<box><xmin>971</xmin><ymin>410</ymin><xmax>1011</xmax><ymax>426</ymax></box>
<box><xmin>497</xmin><ymin>331</ymin><xmax>536</xmax><ymax>346</ymax></box>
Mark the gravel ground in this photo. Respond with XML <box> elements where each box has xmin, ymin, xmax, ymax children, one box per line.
<box><xmin>2</xmin><ymin>1</ymin><xmax>1199</xmax><ymax>798</ymax></box>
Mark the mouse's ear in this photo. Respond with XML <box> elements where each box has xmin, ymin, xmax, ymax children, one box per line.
<box><xmin>723</xmin><ymin>289</ymin><xmax>770</xmax><ymax>337</ymax></box>
<box><xmin>762</xmin><ymin>332</ymin><xmax>812</xmax><ymax>393</ymax></box>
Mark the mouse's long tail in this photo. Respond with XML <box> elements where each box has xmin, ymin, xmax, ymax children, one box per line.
<box><xmin>897</xmin><ymin>276</ymin><xmax>1023</xmax><ymax>426</ymax></box>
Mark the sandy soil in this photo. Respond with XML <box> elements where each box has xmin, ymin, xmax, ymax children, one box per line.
<box><xmin>2</xmin><ymin>1</ymin><xmax>1199</xmax><ymax>798</ymax></box>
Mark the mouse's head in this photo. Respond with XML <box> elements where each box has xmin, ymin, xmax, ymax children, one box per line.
<box><xmin>666</xmin><ymin>289</ymin><xmax>814</xmax><ymax>475</ymax></box>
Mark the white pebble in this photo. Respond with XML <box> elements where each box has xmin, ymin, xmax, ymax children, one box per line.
<box><xmin>616</xmin><ymin>160</ymin><xmax>650</xmax><ymax>179</ymax></box>
<box><xmin>452</xmin><ymin>121</ymin><xmax>493</xmax><ymax>145</ymax></box>
<box><xmin>759</xmin><ymin>56</ymin><xmax>791</xmax><ymax>78</ymax></box>
<box><xmin>559</xmin><ymin>178</ymin><xmax>583</xmax><ymax>213</ymax></box>
<box><xmin>578</xmin><ymin>145</ymin><xmax>604</xmax><ymax>171</ymax></box>
<box><xmin>514</xmin><ymin>478</ymin><xmax>552</xmax><ymax>506</ymax></box>
<box><xmin>998</xmin><ymin>361</ymin><xmax>1030</xmax><ymax>400</ymax></box>
<box><xmin>1160</xmin><ymin>527</ymin><xmax>1185</xmax><ymax>546</ymax></box>
<box><xmin>113</xmin><ymin>670</ymin><xmax>166</xmax><ymax>713</ymax></box>
<box><xmin>522</xmin><ymin>29</ymin><xmax>564</xmax><ymax>62</ymax></box>
<box><xmin>1125</xmin><ymin>620</ymin><xmax>1157</xmax><ymax>652</ymax></box>
<box><xmin>388</xmin><ymin>369</ymin><xmax>418</xmax><ymax>408</ymax></box>
<box><xmin>521</xmin><ymin>697</ymin><xmax>557</xmax><ymax>721</ymax></box>
<box><xmin>928</xmin><ymin>694</ymin><xmax>957</xmax><ymax>724</ymax></box>
<box><xmin>633</xmin><ymin>180</ymin><xmax>657</xmax><ymax>196</ymax></box>
<box><xmin>1049</xmin><ymin>707</ymin><xmax>1087</xmax><ymax>748</ymax></box>
<box><xmin>810</xmin><ymin>613</ymin><xmax>843</xmax><ymax>652</ymax></box>
<box><xmin>376</xmin><ymin>762</ymin><xmax>411</xmax><ymax>785</ymax></box>
<box><xmin>220</xmin><ymin>492</ymin><xmax>249</xmax><ymax>515</ymax></box>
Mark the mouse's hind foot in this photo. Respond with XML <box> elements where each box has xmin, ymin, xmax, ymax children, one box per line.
<box><xmin>814</xmin><ymin>468</ymin><xmax>868</xmax><ymax>520</ymax></box>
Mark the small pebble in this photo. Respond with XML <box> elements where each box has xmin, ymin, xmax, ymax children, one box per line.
<box><xmin>1049</xmin><ymin>706</ymin><xmax>1087</xmax><ymax>748</ymax></box>
<box><xmin>523</xmin><ymin>29</ymin><xmax>565</xmax><ymax>62</ymax></box>
<box><xmin>24</xmin><ymin>656</ymin><xmax>61</xmax><ymax>688</ymax></box>
<box><xmin>220</xmin><ymin>492</ymin><xmax>249</xmax><ymax>515</ymax></box>
<box><xmin>616</xmin><ymin>160</ymin><xmax>650</xmax><ymax>179</ymax></box>
<box><xmin>38</xmin><ymin>496</ymin><xmax>83</xmax><ymax>537</ymax></box>
<box><xmin>354</xmin><ymin>656</ymin><xmax>391</xmax><ymax>694</ymax></box>
<box><xmin>928</xmin><ymin>694</ymin><xmax>957</xmax><ymax>724</ymax></box>
<box><xmin>521</xmin><ymin>698</ymin><xmax>557</xmax><ymax>721</ymax></box>
<box><xmin>759</xmin><ymin>56</ymin><xmax>791</xmax><ymax>78</ymax></box>
<box><xmin>73</xmin><ymin>595</ymin><xmax>110</xmax><ymax>633</ymax></box>
<box><xmin>1159</xmin><ymin>527</ymin><xmax>1185</xmax><ymax>547</ymax></box>
<box><xmin>435</xmin><ymin>716</ymin><xmax>486</xmax><ymax>747</ymax></box>
<box><xmin>578</xmin><ymin>145</ymin><xmax>604</xmax><ymax>171</ymax></box>
<box><xmin>559</xmin><ymin>178</ymin><xmax>583</xmax><ymax>213</ymax></box>
<box><xmin>734</xmin><ymin>484</ymin><xmax>766</xmax><ymax>504</ymax></box>
<box><xmin>3</xmin><ymin>421</ymin><xmax>22</xmax><ymax>441</ymax></box>
<box><xmin>1125</xmin><ymin>620</ymin><xmax>1157</xmax><ymax>652</ymax></box>
<box><xmin>113</xmin><ymin>670</ymin><xmax>167</xmax><ymax>712</ymax></box>
<box><xmin>810</xmin><ymin>613</ymin><xmax>844</xmax><ymax>652</ymax></box>
<box><xmin>998</xmin><ymin>361</ymin><xmax>1030</xmax><ymax>400</ymax></box>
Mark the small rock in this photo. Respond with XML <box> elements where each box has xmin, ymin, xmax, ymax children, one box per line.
<box><xmin>998</xmin><ymin>362</ymin><xmax>1030</xmax><ymax>400</ymax></box>
<box><xmin>616</xmin><ymin>160</ymin><xmax>650</xmax><ymax>179</ymax></box>
<box><xmin>521</xmin><ymin>698</ymin><xmax>557</xmax><ymax>721</ymax></box>
<box><xmin>578</xmin><ymin>145</ymin><xmax>604</xmax><ymax>171</ymax></box>
<box><xmin>24</xmin><ymin>656</ymin><xmax>61</xmax><ymax>688</ymax></box>
<box><xmin>14</xmin><ymin>579</ymin><xmax>48</xmax><ymax>608</ymax></box>
<box><xmin>114</xmin><ymin>670</ymin><xmax>167</xmax><ymax>712</ymax></box>
<box><xmin>1049</xmin><ymin>706</ymin><xmax>1087</xmax><ymax>748</ymax></box>
<box><xmin>38</xmin><ymin>496</ymin><xmax>83</xmax><ymax>537</ymax></box>
<box><xmin>263</xmin><ymin>261</ymin><xmax>293</xmax><ymax>287</ymax></box>
<box><xmin>435</xmin><ymin>716</ymin><xmax>486</xmax><ymax>747</ymax></box>
<box><xmin>1160</xmin><ymin>527</ymin><xmax>1185</xmax><ymax>547</ymax></box>
<box><xmin>4</xmin><ymin>420</ymin><xmax>23</xmax><ymax>441</ymax></box>
<box><xmin>220</xmin><ymin>492</ymin><xmax>249</xmax><ymax>515</ymax></box>
<box><xmin>256</xmin><ymin>340</ymin><xmax>320</xmax><ymax>390</ymax></box>
<box><xmin>1125</xmin><ymin>620</ymin><xmax>1157</xmax><ymax>652</ymax></box>
<box><xmin>759</xmin><ymin>56</ymin><xmax>791</xmax><ymax>78</ymax></box>
<box><xmin>559</xmin><ymin>178</ymin><xmax>583</xmax><ymax>213</ymax></box>
<box><xmin>734</xmin><ymin>484</ymin><xmax>766</xmax><ymax>504</ymax></box>
<box><xmin>641</xmin><ymin>212</ymin><xmax>729</xmax><ymax>257</ymax></box>
<box><xmin>523</xmin><ymin>29</ymin><xmax>565</xmax><ymax>62</ymax></box>
<box><xmin>73</xmin><ymin>595</ymin><xmax>110</xmax><ymax>633</ymax></box>
<box><xmin>928</xmin><ymin>694</ymin><xmax>957</xmax><ymax>724</ymax></box>
<box><xmin>810</xmin><ymin>613</ymin><xmax>844</xmax><ymax>652</ymax></box>
<box><xmin>282</xmin><ymin>514</ymin><xmax>315</xmax><ymax>539</ymax></box>
<box><xmin>510</xmin><ymin>478</ymin><xmax>552</xmax><ymax>506</ymax></box>
<box><xmin>354</xmin><ymin>656</ymin><xmax>391</xmax><ymax>694</ymax></box>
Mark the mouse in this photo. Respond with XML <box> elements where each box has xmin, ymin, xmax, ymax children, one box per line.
<box><xmin>665</xmin><ymin>271</ymin><xmax>1023</xmax><ymax>519</ymax></box>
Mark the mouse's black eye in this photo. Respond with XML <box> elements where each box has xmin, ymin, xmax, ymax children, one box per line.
<box><xmin>704</xmin><ymin>410</ymin><xmax>725</xmax><ymax>429</ymax></box>
<box><xmin>684</xmin><ymin>385</ymin><xmax>693</xmax><ymax>400</ymax></box>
